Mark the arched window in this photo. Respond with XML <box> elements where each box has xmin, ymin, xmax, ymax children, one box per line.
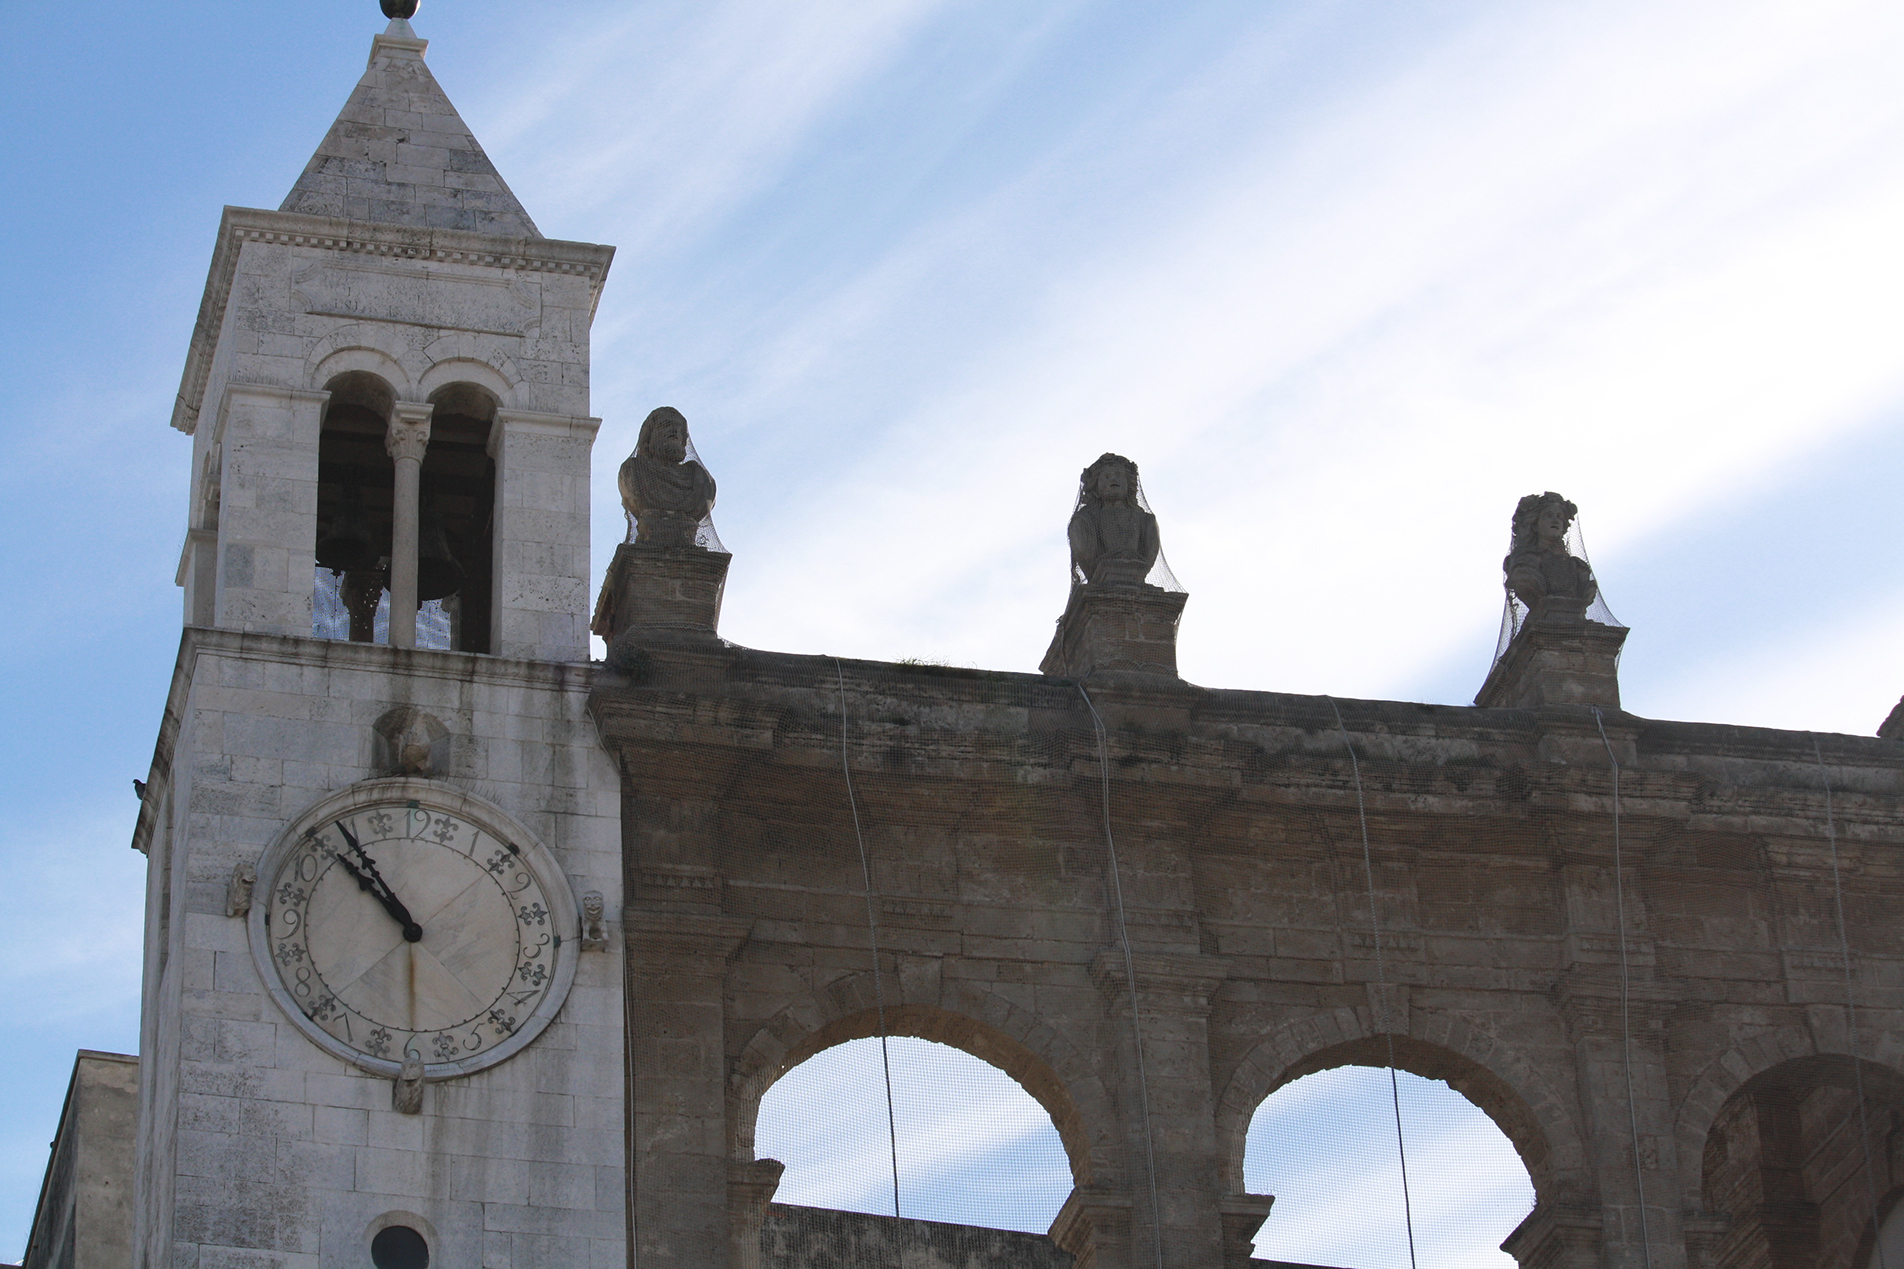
<box><xmin>418</xmin><ymin>382</ymin><xmax>496</xmax><ymax>654</ymax></box>
<box><xmin>756</xmin><ymin>1035</ymin><xmax>1073</xmax><ymax>1234</ymax></box>
<box><xmin>1245</xmin><ymin>1065</ymin><xmax>1534</xmax><ymax>1267</ymax></box>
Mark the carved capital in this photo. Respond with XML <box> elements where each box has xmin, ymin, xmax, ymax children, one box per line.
<box><xmin>1218</xmin><ymin>1193</ymin><xmax>1276</xmax><ymax>1268</ymax></box>
<box><xmin>1049</xmin><ymin>1186</ymin><xmax>1134</xmax><ymax>1269</ymax></box>
<box><xmin>1500</xmin><ymin>1202</ymin><xmax>1603</xmax><ymax>1268</ymax></box>
<box><xmin>385</xmin><ymin>402</ymin><xmax>433</xmax><ymax>463</ymax></box>
<box><xmin>728</xmin><ymin>1157</ymin><xmax>785</xmax><ymax>1269</ymax></box>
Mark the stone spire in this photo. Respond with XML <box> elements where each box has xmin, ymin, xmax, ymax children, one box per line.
<box><xmin>279</xmin><ymin>18</ymin><xmax>541</xmax><ymax>238</ymax></box>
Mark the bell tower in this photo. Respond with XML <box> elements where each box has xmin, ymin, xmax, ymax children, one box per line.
<box><xmin>133</xmin><ymin>10</ymin><xmax>625</xmax><ymax>1268</ymax></box>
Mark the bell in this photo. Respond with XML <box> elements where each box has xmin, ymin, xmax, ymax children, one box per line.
<box><xmin>415</xmin><ymin>498</ymin><xmax>466</xmax><ymax>602</ymax></box>
<box><xmin>316</xmin><ymin>485</ymin><xmax>380</xmax><ymax>574</ymax></box>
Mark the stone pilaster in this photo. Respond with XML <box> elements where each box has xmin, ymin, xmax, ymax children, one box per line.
<box><xmin>1476</xmin><ymin>598</ymin><xmax>1627</xmax><ymax>711</ymax></box>
<box><xmin>1090</xmin><ymin>948</ymin><xmax>1231</xmax><ymax>1269</ymax></box>
<box><xmin>626</xmin><ymin>911</ymin><xmax>752</xmax><ymax>1269</ymax></box>
<box><xmin>593</xmin><ymin>542</ymin><xmax>732</xmax><ymax>664</ymax></box>
<box><xmin>1041</xmin><ymin>584</ymin><xmax>1187</xmax><ymax>681</ymax></box>
<box><xmin>489</xmin><ymin>409</ymin><xmax>600</xmax><ymax>661</ymax></box>
<box><xmin>212</xmin><ymin>385</ymin><xmax>328</xmax><ymax>636</ymax></box>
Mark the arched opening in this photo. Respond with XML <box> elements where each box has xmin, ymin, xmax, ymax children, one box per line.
<box><xmin>314</xmin><ymin>371</ymin><xmax>397</xmax><ymax>645</ymax></box>
<box><xmin>312</xmin><ymin>374</ymin><xmax>495</xmax><ymax>652</ymax></box>
<box><xmin>418</xmin><ymin>382</ymin><xmax>496</xmax><ymax>654</ymax></box>
<box><xmin>1244</xmin><ymin>1046</ymin><xmax>1537</xmax><ymax>1267</ymax></box>
<box><xmin>756</xmin><ymin>1035</ymin><xmax>1073</xmax><ymax>1235</ymax></box>
<box><xmin>1700</xmin><ymin>1055</ymin><xmax>1904</xmax><ymax>1269</ymax></box>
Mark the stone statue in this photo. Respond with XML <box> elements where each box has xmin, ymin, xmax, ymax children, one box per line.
<box><xmin>1504</xmin><ymin>492</ymin><xmax>1597</xmax><ymax>616</ymax></box>
<box><xmin>619</xmin><ymin>407</ymin><xmax>716</xmax><ymax>548</ymax></box>
<box><xmin>1067</xmin><ymin>453</ymin><xmax>1159</xmax><ymax>588</ymax></box>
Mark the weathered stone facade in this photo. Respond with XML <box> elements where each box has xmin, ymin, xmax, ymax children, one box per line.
<box><xmin>593</xmin><ymin>622</ymin><xmax>1904</xmax><ymax>1269</ymax></box>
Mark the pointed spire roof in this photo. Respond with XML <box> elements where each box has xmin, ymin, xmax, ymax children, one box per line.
<box><xmin>280</xmin><ymin>20</ymin><xmax>540</xmax><ymax>238</ymax></box>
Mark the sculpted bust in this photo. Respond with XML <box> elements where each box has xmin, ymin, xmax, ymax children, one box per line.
<box><xmin>1504</xmin><ymin>491</ymin><xmax>1597</xmax><ymax>615</ymax></box>
<box><xmin>619</xmin><ymin>406</ymin><xmax>716</xmax><ymax>548</ymax></box>
<box><xmin>1068</xmin><ymin>453</ymin><xmax>1160</xmax><ymax>588</ymax></box>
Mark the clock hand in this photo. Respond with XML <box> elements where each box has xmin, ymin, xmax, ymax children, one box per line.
<box><xmin>332</xmin><ymin>821</ymin><xmax>424</xmax><ymax>943</ymax></box>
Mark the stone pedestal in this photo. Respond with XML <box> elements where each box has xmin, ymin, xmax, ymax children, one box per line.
<box><xmin>593</xmin><ymin>542</ymin><xmax>732</xmax><ymax>664</ymax></box>
<box><xmin>1475</xmin><ymin>599</ymin><xmax>1627</xmax><ymax>710</ymax></box>
<box><xmin>1040</xmin><ymin>584</ymin><xmax>1187</xmax><ymax>681</ymax></box>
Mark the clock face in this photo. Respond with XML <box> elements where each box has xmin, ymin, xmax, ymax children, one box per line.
<box><xmin>251</xmin><ymin>780</ymin><xmax>577</xmax><ymax>1078</ymax></box>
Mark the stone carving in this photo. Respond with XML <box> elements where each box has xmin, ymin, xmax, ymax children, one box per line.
<box><xmin>619</xmin><ymin>407</ymin><xmax>716</xmax><ymax>549</ymax></box>
<box><xmin>393</xmin><ymin>1049</ymin><xmax>426</xmax><ymax>1115</ymax></box>
<box><xmin>372</xmin><ymin>707</ymin><xmax>450</xmax><ymax>777</ymax></box>
<box><xmin>1504</xmin><ymin>492</ymin><xmax>1597</xmax><ymax>617</ymax></box>
<box><xmin>226</xmin><ymin>861</ymin><xmax>256</xmax><ymax>918</ymax></box>
<box><xmin>1067</xmin><ymin>453</ymin><xmax>1159</xmax><ymax>588</ymax></box>
<box><xmin>581</xmin><ymin>891</ymin><xmax>609</xmax><ymax>951</ymax></box>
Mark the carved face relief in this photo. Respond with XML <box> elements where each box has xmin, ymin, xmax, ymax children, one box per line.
<box><xmin>1534</xmin><ymin>504</ymin><xmax>1570</xmax><ymax>550</ymax></box>
<box><xmin>646</xmin><ymin>418</ymin><xmax>688</xmax><ymax>465</ymax></box>
<box><xmin>1092</xmin><ymin>464</ymin><xmax>1133</xmax><ymax>504</ymax></box>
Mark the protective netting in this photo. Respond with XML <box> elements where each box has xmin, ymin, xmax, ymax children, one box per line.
<box><xmin>312</xmin><ymin>565</ymin><xmax>452</xmax><ymax>649</ymax></box>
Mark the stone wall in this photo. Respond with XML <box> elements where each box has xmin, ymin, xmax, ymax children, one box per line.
<box><xmin>131</xmin><ymin>629</ymin><xmax>624</xmax><ymax>1268</ymax></box>
<box><xmin>592</xmin><ymin>641</ymin><xmax>1904</xmax><ymax>1269</ymax></box>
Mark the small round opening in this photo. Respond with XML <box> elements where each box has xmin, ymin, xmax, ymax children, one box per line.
<box><xmin>371</xmin><ymin>1224</ymin><xmax>430</xmax><ymax>1269</ymax></box>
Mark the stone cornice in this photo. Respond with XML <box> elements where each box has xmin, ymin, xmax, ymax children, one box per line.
<box><xmin>171</xmin><ymin>205</ymin><xmax>616</xmax><ymax>435</ymax></box>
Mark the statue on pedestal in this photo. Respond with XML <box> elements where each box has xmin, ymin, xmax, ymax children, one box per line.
<box><xmin>1067</xmin><ymin>453</ymin><xmax>1160</xmax><ymax>588</ymax></box>
<box><xmin>1503</xmin><ymin>491</ymin><xmax>1598</xmax><ymax>617</ymax></box>
<box><xmin>619</xmin><ymin>406</ymin><xmax>717</xmax><ymax>548</ymax></box>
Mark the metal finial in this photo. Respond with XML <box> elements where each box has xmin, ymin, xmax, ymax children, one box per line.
<box><xmin>381</xmin><ymin>0</ymin><xmax>419</xmax><ymax>18</ymax></box>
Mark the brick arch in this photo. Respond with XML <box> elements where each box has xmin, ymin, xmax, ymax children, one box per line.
<box><xmin>1676</xmin><ymin>1023</ymin><xmax>1904</xmax><ymax>1208</ymax></box>
<box><xmin>1214</xmin><ymin>1006</ymin><xmax>1588</xmax><ymax>1201</ymax></box>
<box><xmin>731</xmin><ymin>970</ymin><xmax>1118</xmax><ymax>1187</ymax></box>
<box><xmin>305</xmin><ymin>327</ymin><xmax>425</xmax><ymax>398</ymax></box>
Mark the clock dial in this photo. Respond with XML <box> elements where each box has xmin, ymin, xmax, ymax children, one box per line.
<box><xmin>253</xmin><ymin>782</ymin><xmax>576</xmax><ymax>1077</ymax></box>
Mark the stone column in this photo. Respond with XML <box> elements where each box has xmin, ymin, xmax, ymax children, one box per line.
<box><xmin>384</xmin><ymin>402</ymin><xmax>433</xmax><ymax>649</ymax></box>
<box><xmin>1088</xmin><ymin>948</ymin><xmax>1231</xmax><ymax>1269</ymax></box>
<box><xmin>626</xmin><ymin>911</ymin><xmax>751</xmax><ymax>1268</ymax></box>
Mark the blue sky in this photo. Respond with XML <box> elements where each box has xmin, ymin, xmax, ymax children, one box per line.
<box><xmin>3</xmin><ymin>0</ymin><xmax>1902</xmax><ymax>1257</ymax></box>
